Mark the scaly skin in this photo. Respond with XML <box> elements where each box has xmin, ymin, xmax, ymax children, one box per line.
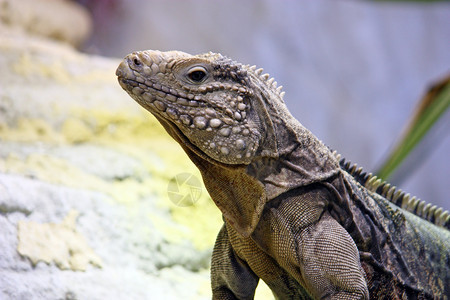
<box><xmin>116</xmin><ymin>50</ymin><xmax>450</xmax><ymax>299</ymax></box>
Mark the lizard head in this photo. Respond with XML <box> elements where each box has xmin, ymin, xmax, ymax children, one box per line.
<box><xmin>116</xmin><ymin>50</ymin><xmax>280</xmax><ymax>166</ymax></box>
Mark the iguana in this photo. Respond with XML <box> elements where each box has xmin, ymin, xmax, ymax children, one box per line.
<box><xmin>116</xmin><ymin>50</ymin><xmax>450</xmax><ymax>299</ymax></box>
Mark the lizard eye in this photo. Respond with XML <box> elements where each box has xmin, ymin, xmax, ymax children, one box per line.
<box><xmin>187</xmin><ymin>66</ymin><xmax>207</xmax><ymax>83</ymax></box>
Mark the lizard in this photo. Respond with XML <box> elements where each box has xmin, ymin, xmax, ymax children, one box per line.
<box><xmin>116</xmin><ymin>50</ymin><xmax>450</xmax><ymax>299</ymax></box>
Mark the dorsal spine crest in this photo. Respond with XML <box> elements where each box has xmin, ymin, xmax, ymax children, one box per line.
<box><xmin>333</xmin><ymin>151</ymin><xmax>450</xmax><ymax>229</ymax></box>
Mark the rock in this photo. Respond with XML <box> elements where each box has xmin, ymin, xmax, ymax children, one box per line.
<box><xmin>0</xmin><ymin>28</ymin><xmax>221</xmax><ymax>299</ymax></box>
<box><xmin>17</xmin><ymin>210</ymin><xmax>103</xmax><ymax>271</ymax></box>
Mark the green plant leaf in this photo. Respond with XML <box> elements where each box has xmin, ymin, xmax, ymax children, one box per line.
<box><xmin>376</xmin><ymin>75</ymin><xmax>450</xmax><ymax>180</ymax></box>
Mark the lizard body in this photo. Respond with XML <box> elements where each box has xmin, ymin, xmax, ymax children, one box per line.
<box><xmin>116</xmin><ymin>50</ymin><xmax>450</xmax><ymax>299</ymax></box>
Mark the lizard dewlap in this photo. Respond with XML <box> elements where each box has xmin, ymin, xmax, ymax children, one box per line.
<box><xmin>117</xmin><ymin>50</ymin><xmax>450</xmax><ymax>299</ymax></box>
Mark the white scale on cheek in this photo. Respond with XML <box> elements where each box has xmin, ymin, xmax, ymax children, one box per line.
<box><xmin>193</xmin><ymin>116</ymin><xmax>208</xmax><ymax>129</ymax></box>
<box><xmin>219</xmin><ymin>127</ymin><xmax>231</xmax><ymax>137</ymax></box>
<box><xmin>220</xmin><ymin>147</ymin><xmax>230</xmax><ymax>155</ymax></box>
<box><xmin>232</xmin><ymin>126</ymin><xmax>241</xmax><ymax>134</ymax></box>
<box><xmin>235</xmin><ymin>139</ymin><xmax>246</xmax><ymax>150</ymax></box>
<box><xmin>210</xmin><ymin>118</ymin><xmax>222</xmax><ymax>128</ymax></box>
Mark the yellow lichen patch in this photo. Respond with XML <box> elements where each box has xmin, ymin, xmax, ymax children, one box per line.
<box><xmin>69</xmin><ymin>108</ymin><xmax>167</xmax><ymax>142</ymax></box>
<box><xmin>17</xmin><ymin>210</ymin><xmax>102</xmax><ymax>271</ymax></box>
<box><xmin>61</xmin><ymin>117</ymin><xmax>94</xmax><ymax>143</ymax></box>
<box><xmin>0</xmin><ymin>118</ymin><xmax>64</xmax><ymax>144</ymax></box>
<box><xmin>147</xmin><ymin>212</ymin><xmax>191</xmax><ymax>245</ymax></box>
<box><xmin>12</xmin><ymin>52</ymin><xmax>72</xmax><ymax>84</ymax></box>
<box><xmin>169</xmin><ymin>200</ymin><xmax>222</xmax><ymax>250</ymax></box>
<box><xmin>2</xmin><ymin>153</ymin><xmax>107</xmax><ymax>191</ymax></box>
<box><xmin>143</xmin><ymin>186</ymin><xmax>221</xmax><ymax>251</ymax></box>
<box><xmin>110</xmin><ymin>177</ymin><xmax>160</xmax><ymax>205</ymax></box>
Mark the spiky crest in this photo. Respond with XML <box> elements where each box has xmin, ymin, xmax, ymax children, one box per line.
<box><xmin>331</xmin><ymin>150</ymin><xmax>450</xmax><ymax>229</ymax></box>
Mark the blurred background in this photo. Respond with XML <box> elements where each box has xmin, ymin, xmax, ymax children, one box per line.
<box><xmin>79</xmin><ymin>0</ymin><xmax>449</xmax><ymax>209</ymax></box>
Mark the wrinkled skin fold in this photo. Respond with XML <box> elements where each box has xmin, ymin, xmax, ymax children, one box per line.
<box><xmin>117</xmin><ymin>50</ymin><xmax>450</xmax><ymax>299</ymax></box>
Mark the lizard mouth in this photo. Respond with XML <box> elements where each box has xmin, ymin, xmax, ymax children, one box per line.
<box><xmin>117</xmin><ymin>76</ymin><xmax>230</xmax><ymax>129</ymax></box>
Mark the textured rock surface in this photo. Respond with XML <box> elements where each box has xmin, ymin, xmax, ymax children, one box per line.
<box><xmin>0</xmin><ymin>30</ymin><xmax>232</xmax><ymax>299</ymax></box>
<box><xmin>17</xmin><ymin>210</ymin><xmax>103</xmax><ymax>271</ymax></box>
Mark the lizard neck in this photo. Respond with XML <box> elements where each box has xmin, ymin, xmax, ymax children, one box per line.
<box><xmin>171</xmin><ymin>134</ymin><xmax>265</xmax><ymax>238</ymax></box>
<box><xmin>153</xmin><ymin>108</ymin><xmax>266</xmax><ymax>238</ymax></box>
<box><xmin>248</xmin><ymin>93</ymin><xmax>340</xmax><ymax>200</ymax></box>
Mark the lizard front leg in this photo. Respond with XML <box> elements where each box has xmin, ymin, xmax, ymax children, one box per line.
<box><xmin>261</xmin><ymin>190</ymin><xmax>369</xmax><ymax>299</ymax></box>
<box><xmin>292</xmin><ymin>212</ymin><xmax>369</xmax><ymax>299</ymax></box>
<box><xmin>211</xmin><ymin>224</ymin><xmax>259</xmax><ymax>300</ymax></box>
